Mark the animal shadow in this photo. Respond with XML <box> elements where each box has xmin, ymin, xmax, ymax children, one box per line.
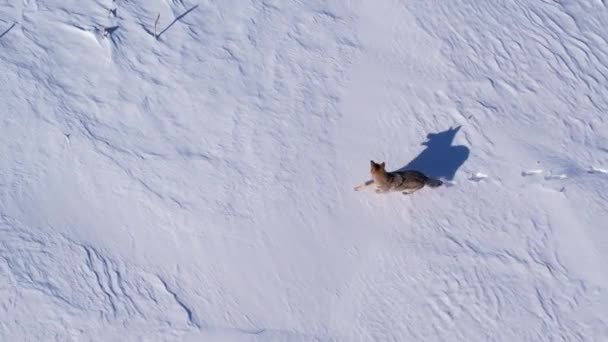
<box><xmin>398</xmin><ymin>126</ymin><xmax>469</xmax><ymax>181</ymax></box>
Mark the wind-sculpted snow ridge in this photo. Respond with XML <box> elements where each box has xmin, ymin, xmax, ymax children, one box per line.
<box><xmin>0</xmin><ymin>216</ymin><xmax>342</xmax><ymax>341</ymax></box>
<box><xmin>334</xmin><ymin>0</ymin><xmax>608</xmax><ymax>340</ymax></box>
<box><xmin>0</xmin><ymin>215</ymin><xmax>194</xmax><ymax>338</ymax></box>
<box><xmin>1</xmin><ymin>0</ymin><xmax>358</xmax><ymax>340</ymax></box>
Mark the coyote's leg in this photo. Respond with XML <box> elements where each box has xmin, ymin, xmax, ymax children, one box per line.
<box><xmin>402</xmin><ymin>183</ymin><xmax>424</xmax><ymax>195</ymax></box>
<box><xmin>354</xmin><ymin>179</ymin><xmax>374</xmax><ymax>191</ymax></box>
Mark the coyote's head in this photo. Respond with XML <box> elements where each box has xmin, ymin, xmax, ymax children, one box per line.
<box><xmin>370</xmin><ymin>160</ymin><xmax>386</xmax><ymax>174</ymax></box>
<box><xmin>422</xmin><ymin>125</ymin><xmax>461</xmax><ymax>147</ymax></box>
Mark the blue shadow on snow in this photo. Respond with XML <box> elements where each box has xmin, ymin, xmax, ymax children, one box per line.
<box><xmin>398</xmin><ymin>126</ymin><xmax>469</xmax><ymax>181</ymax></box>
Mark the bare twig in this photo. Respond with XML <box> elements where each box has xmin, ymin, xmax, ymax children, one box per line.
<box><xmin>157</xmin><ymin>5</ymin><xmax>198</xmax><ymax>38</ymax></box>
<box><xmin>0</xmin><ymin>23</ymin><xmax>17</xmax><ymax>39</ymax></box>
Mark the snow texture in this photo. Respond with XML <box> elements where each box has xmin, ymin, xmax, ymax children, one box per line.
<box><xmin>1</xmin><ymin>0</ymin><xmax>608</xmax><ymax>341</ymax></box>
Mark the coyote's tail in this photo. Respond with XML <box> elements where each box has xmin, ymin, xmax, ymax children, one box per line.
<box><xmin>425</xmin><ymin>178</ymin><xmax>443</xmax><ymax>188</ymax></box>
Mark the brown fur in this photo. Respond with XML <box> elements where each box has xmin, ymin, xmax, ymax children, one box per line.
<box><xmin>354</xmin><ymin>160</ymin><xmax>442</xmax><ymax>195</ymax></box>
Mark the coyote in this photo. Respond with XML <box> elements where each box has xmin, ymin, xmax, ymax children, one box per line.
<box><xmin>354</xmin><ymin>160</ymin><xmax>443</xmax><ymax>195</ymax></box>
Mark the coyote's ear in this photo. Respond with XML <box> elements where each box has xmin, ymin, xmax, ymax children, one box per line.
<box><xmin>380</xmin><ymin>162</ymin><xmax>385</xmax><ymax>168</ymax></box>
<box><xmin>370</xmin><ymin>160</ymin><xmax>375</xmax><ymax>166</ymax></box>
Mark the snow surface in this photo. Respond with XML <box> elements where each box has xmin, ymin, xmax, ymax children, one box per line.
<box><xmin>1</xmin><ymin>0</ymin><xmax>608</xmax><ymax>341</ymax></box>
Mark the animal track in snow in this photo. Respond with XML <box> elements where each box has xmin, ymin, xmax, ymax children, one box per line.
<box><xmin>522</xmin><ymin>169</ymin><xmax>544</xmax><ymax>176</ymax></box>
<box><xmin>521</xmin><ymin>169</ymin><xmax>570</xmax><ymax>180</ymax></box>
<box><xmin>588</xmin><ymin>166</ymin><xmax>607</xmax><ymax>174</ymax></box>
<box><xmin>442</xmin><ymin>180</ymin><xmax>457</xmax><ymax>187</ymax></box>
<box><xmin>469</xmin><ymin>172</ymin><xmax>488</xmax><ymax>182</ymax></box>
<box><xmin>544</xmin><ymin>173</ymin><xmax>568</xmax><ymax>180</ymax></box>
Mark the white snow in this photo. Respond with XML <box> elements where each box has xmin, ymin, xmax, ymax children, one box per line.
<box><xmin>1</xmin><ymin>0</ymin><xmax>608</xmax><ymax>341</ymax></box>
<box><xmin>522</xmin><ymin>169</ymin><xmax>544</xmax><ymax>176</ymax></box>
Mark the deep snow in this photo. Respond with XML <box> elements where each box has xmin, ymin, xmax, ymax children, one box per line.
<box><xmin>1</xmin><ymin>0</ymin><xmax>607</xmax><ymax>341</ymax></box>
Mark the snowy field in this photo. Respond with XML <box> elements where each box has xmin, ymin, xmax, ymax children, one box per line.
<box><xmin>1</xmin><ymin>0</ymin><xmax>608</xmax><ymax>341</ymax></box>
